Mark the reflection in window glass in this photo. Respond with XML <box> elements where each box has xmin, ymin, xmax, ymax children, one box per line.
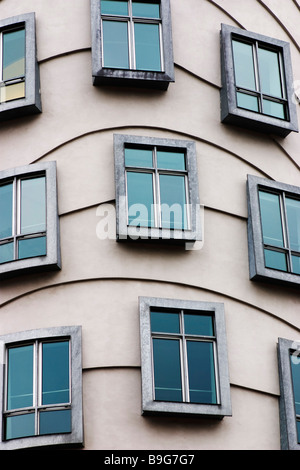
<box><xmin>21</xmin><ymin>177</ymin><xmax>46</xmax><ymax>235</ymax></box>
<box><xmin>259</xmin><ymin>191</ymin><xmax>284</xmax><ymax>247</ymax></box>
<box><xmin>184</xmin><ymin>313</ymin><xmax>214</xmax><ymax>336</ymax></box>
<box><xmin>151</xmin><ymin>310</ymin><xmax>180</xmax><ymax>334</ymax></box>
<box><xmin>40</xmin><ymin>409</ymin><xmax>71</xmax><ymax>435</ymax></box>
<box><xmin>102</xmin><ymin>20</ymin><xmax>129</xmax><ymax>68</ymax></box>
<box><xmin>262</xmin><ymin>99</ymin><xmax>285</xmax><ymax>120</ymax></box>
<box><xmin>7</xmin><ymin>345</ymin><xmax>33</xmax><ymax>410</ymax></box>
<box><xmin>125</xmin><ymin>147</ymin><xmax>153</xmax><ymax>167</ymax></box>
<box><xmin>286</xmin><ymin>198</ymin><xmax>300</xmax><ymax>252</ymax></box>
<box><xmin>264</xmin><ymin>248</ymin><xmax>287</xmax><ymax>272</ymax></box>
<box><xmin>157</xmin><ymin>151</ymin><xmax>185</xmax><ymax>171</ymax></box>
<box><xmin>232</xmin><ymin>40</ymin><xmax>256</xmax><ymax>90</ymax></box>
<box><xmin>101</xmin><ymin>0</ymin><xmax>128</xmax><ymax>15</ymax></box>
<box><xmin>0</xmin><ymin>242</ymin><xmax>14</xmax><ymax>264</ymax></box>
<box><xmin>187</xmin><ymin>341</ymin><xmax>217</xmax><ymax>404</ymax></box>
<box><xmin>5</xmin><ymin>413</ymin><xmax>35</xmax><ymax>441</ymax></box>
<box><xmin>258</xmin><ymin>48</ymin><xmax>282</xmax><ymax>98</ymax></box>
<box><xmin>237</xmin><ymin>92</ymin><xmax>259</xmax><ymax>113</ymax></box>
<box><xmin>18</xmin><ymin>236</ymin><xmax>46</xmax><ymax>260</ymax></box>
<box><xmin>132</xmin><ymin>2</ymin><xmax>160</xmax><ymax>19</ymax></box>
<box><xmin>127</xmin><ymin>172</ymin><xmax>154</xmax><ymax>227</ymax></box>
<box><xmin>159</xmin><ymin>174</ymin><xmax>187</xmax><ymax>229</ymax></box>
<box><xmin>290</xmin><ymin>354</ymin><xmax>300</xmax><ymax>442</ymax></box>
<box><xmin>153</xmin><ymin>338</ymin><xmax>182</xmax><ymax>402</ymax></box>
<box><xmin>2</xmin><ymin>29</ymin><xmax>25</xmax><ymax>81</ymax></box>
<box><xmin>42</xmin><ymin>341</ymin><xmax>70</xmax><ymax>405</ymax></box>
<box><xmin>0</xmin><ymin>183</ymin><xmax>13</xmax><ymax>239</ymax></box>
<box><xmin>134</xmin><ymin>23</ymin><xmax>161</xmax><ymax>71</ymax></box>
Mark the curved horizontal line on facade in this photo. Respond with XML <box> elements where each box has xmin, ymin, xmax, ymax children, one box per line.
<box><xmin>0</xmin><ymin>277</ymin><xmax>299</xmax><ymax>332</ymax></box>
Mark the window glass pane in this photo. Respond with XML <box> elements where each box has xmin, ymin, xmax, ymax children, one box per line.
<box><xmin>184</xmin><ymin>313</ymin><xmax>214</xmax><ymax>336</ymax></box>
<box><xmin>0</xmin><ymin>183</ymin><xmax>13</xmax><ymax>239</ymax></box>
<box><xmin>7</xmin><ymin>345</ymin><xmax>33</xmax><ymax>410</ymax></box>
<box><xmin>157</xmin><ymin>151</ymin><xmax>186</xmax><ymax>171</ymax></box>
<box><xmin>152</xmin><ymin>338</ymin><xmax>182</xmax><ymax>402</ymax></box>
<box><xmin>0</xmin><ymin>81</ymin><xmax>25</xmax><ymax>103</ymax></box>
<box><xmin>39</xmin><ymin>409</ymin><xmax>71</xmax><ymax>435</ymax></box>
<box><xmin>2</xmin><ymin>29</ymin><xmax>25</xmax><ymax>81</ymax></box>
<box><xmin>132</xmin><ymin>2</ymin><xmax>160</xmax><ymax>18</ymax></box>
<box><xmin>5</xmin><ymin>413</ymin><xmax>35</xmax><ymax>440</ymax></box>
<box><xmin>127</xmin><ymin>171</ymin><xmax>154</xmax><ymax>227</ymax></box>
<box><xmin>42</xmin><ymin>341</ymin><xmax>70</xmax><ymax>405</ymax></box>
<box><xmin>159</xmin><ymin>174</ymin><xmax>187</xmax><ymax>230</ymax></box>
<box><xmin>21</xmin><ymin>176</ymin><xmax>46</xmax><ymax>235</ymax></box>
<box><xmin>232</xmin><ymin>40</ymin><xmax>256</xmax><ymax>90</ymax></box>
<box><xmin>297</xmin><ymin>420</ymin><xmax>300</xmax><ymax>444</ymax></box>
<box><xmin>290</xmin><ymin>355</ymin><xmax>300</xmax><ymax>415</ymax></box>
<box><xmin>134</xmin><ymin>23</ymin><xmax>161</xmax><ymax>71</ymax></box>
<box><xmin>187</xmin><ymin>341</ymin><xmax>217</xmax><ymax>404</ymax></box>
<box><xmin>101</xmin><ymin>0</ymin><xmax>128</xmax><ymax>15</ymax></box>
<box><xmin>151</xmin><ymin>310</ymin><xmax>180</xmax><ymax>333</ymax></box>
<box><xmin>259</xmin><ymin>191</ymin><xmax>284</xmax><ymax>247</ymax></box>
<box><xmin>236</xmin><ymin>92</ymin><xmax>259</xmax><ymax>112</ymax></box>
<box><xmin>264</xmin><ymin>248</ymin><xmax>287</xmax><ymax>272</ymax></box>
<box><xmin>125</xmin><ymin>147</ymin><xmax>153</xmax><ymax>167</ymax></box>
<box><xmin>103</xmin><ymin>20</ymin><xmax>129</xmax><ymax>69</ymax></box>
<box><xmin>262</xmin><ymin>99</ymin><xmax>285</xmax><ymax>120</ymax></box>
<box><xmin>18</xmin><ymin>235</ymin><xmax>46</xmax><ymax>260</ymax></box>
<box><xmin>286</xmin><ymin>198</ymin><xmax>300</xmax><ymax>252</ymax></box>
<box><xmin>292</xmin><ymin>256</ymin><xmax>300</xmax><ymax>275</ymax></box>
<box><xmin>258</xmin><ymin>47</ymin><xmax>282</xmax><ymax>98</ymax></box>
<box><xmin>0</xmin><ymin>242</ymin><xmax>14</xmax><ymax>264</ymax></box>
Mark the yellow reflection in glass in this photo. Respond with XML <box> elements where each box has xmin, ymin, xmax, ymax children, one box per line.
<box><xmin>0</xmin><ymin>82</ymin><xmax>25</xmax><ymax>103</ymax></box>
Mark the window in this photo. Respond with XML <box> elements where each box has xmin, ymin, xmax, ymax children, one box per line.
<box><xmin>139</xmin><ymin>297</ymin><xmax>232</xmax><ymax>418</ymax></box>
<box><xmin>91</xmin><ymin>0</ymin><xmax>175</xmax><ymax>89</ymax></box>
<box><xmin>114</xmin><ymin>134</ymin><xmax>201</xmax><ymax>244</ymax></box>
<box><xmin>0</xmin><ymin>13</ymin><xmax>42</xmax><ymax>121</ymax></box>
<box><xmin>278</xmin><ymin>338</ymin><xmax>300</xmax><ymax>450</ymax></box>
<box><xmin>220</xmin><ymin>24</ymin><xmax>298</xmax><ymax>136</ymax></box>
<box><xmin>0</xmin><ymin>161</ymin><xmax>61</xmax><ymax>279</ymax></box>
<box><xmin>247</xmin><ymin>175</ymin><xmax>300</xmax><ymax>287</ymax></box>
<box><xmin>0</xmin><ymin>326</ymin><xmax>83</xmax><ymax>450</ymax></box>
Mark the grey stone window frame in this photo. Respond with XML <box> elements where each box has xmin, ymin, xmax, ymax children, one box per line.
<box><xmin>0</xmin><ymin>161</ymin><xmax>61</xmax><ymax>279</ymax></box>
<box><xmin>220</xmin><ymin>23</ymin><xmax>298</xmax><ymax>137</ymax></box>
<box><xmin>114</xmin><ymin>134</ymin><xmax>201</xmax><ymax>244</ymax></box>
<box><xmin>278</xmin><ymin>337</ymin><xmax>300</xmax><ymax>450</ymax></box>
<box><xmin>139</xmin><ymin>296</ymin><xmax>232</xmax><ymax>419</ymax></box>
<box><xmin>0</xmin><ymin>325</ymin><xmax>83</xmax><ymax>450</ymax></box>
<box><xmin>247</xmin><ymin>174</ymin><xmax>300</xmax><ymax>287</ymax></box>
<box><xmin>90</xmin><ymin>0</ymin><xmax>175</xmax><ymax>89</ymax></box>
<box><xmin>0</xmin><ymin>12</ymin><xmax>42</xmax><ymax>121</ymax></box>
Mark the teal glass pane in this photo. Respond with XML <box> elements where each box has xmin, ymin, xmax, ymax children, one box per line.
<box><xmin>187</xmin><ymin>341</ymin><xmax>217</xmax><ymax>404</ymax></box>
<box><xmin>21</xmin><ymin>176</ymin><xmax>46</xmax><ymax>235</ymax></box>
<box><xmin>0</xmin><ymin>242</ymin><xmax>14</xmax><ymax>264</ymax></box>
<box><xmin>184</xmin><ymin>313</ymin><xmax>214</xmax><ymax>336</ymax></box>
<box><xmin>39</xmin><ymin>409</ymin><xmax>71</xmax><ymax>435</ymax></box>
<box><xmin>7</xmin><ymin>345</ymin><xmax>33</xmax><ymax>410</ymax></box>
<box><xmin>103</xmin><ymin>20</ymin><xmax>129</xmax><ymax>69</ymax></box>
<box><xmin>236</xmin><ymin>92</ymin><xmax>259</xmax><ymax>112</ymax></box>
<box><xmin>290</xmin><ymin>355</ymin><xmax>300</xmax><ymax>415</ymax></box>
<box><xmin>127</xmin><ymin>172</ymin><xmax>154</xmax><ymax>227</ymax></box>
<box><xmin>159</xmin><ymin>174</ymin><xmax>187</xmax><ymax>230</ymax></box>
<box><xmin>157</xmin><ymin>151</ymin><xmax>186</xmax><ymax>171</ymax></box>
<box><xmin>132</xmin><ymin>2</ymin><xmax>160</xmax><ymax>18</ymax></box>
<box><xmin>292</xmin><ymin>256</ymin><xmax>300</xmax><ymax>275</ymax></box>
<box><xmin>125</xmin><ymin>147</ymin><xmax>153</xmax><ymax>167</ymax></box>
<box><xmin>0</xmin><ymin>183</ymin><xmax>13</xmax><ymax>239</ymax></box>
<box><xmin>151</xmin><ymin>310</ymin><xmax>180</xmax><ymax>334</ymax></box>
<box><xmin>264</xmin><ymin>249</ymin><xmax>287</xmax><ymax>272</ymax></box>
<box><xmin>42</xmin><ymin>341</ymin><xmax>70</xmax><ymax>405</ymax></box>
<box><xmin>153</xmin><ymin>338</ymin><xmax>182</xmax><ymax>402</ymax></box>
<box><xmin>297</xmin><ymin>420</ymin><xmax>300</xmax><ymax>444</ymax></box>
<box><xmin>3</xmin><ymin>28</ymin><xmax>25</xmax><ymax>81</ymax></box>
<box><xmin>259</xmin><ymin>191</ymin><xmax>284</xmax><ymax>247</ymax></box>
<box><xmin>232</xmin><ymin>40</ymin><xmax>256</xmax><ymax>90</ymax></box>
<box><xmin>258</xmin><ymin>47</ymin><xmax>282</xmax><ymax>98</ymax></box>
<box><xmin>286</xmin><ymin>198</ymin><xmax>300</xmax><ymax>252</ymax></box>
<box><xmin>134</xmin><ymin>23</ymin><xmax>161</xmax><ymax>71</ymax></box>
<box><xmin>18</xmin><ymin>235</ymin><xmax>46</xmax><ymax>260</ymax></box>
<box><xmin>262</xmin><ymin>99</ymin><xmax>285</xmax><ymax>120</ymax></box>
<box><xmin>5</xmin><ymin>413</ymin><xmax>35</xmax><ymax>440</ymax></box>
<box><xmin>101</xmin><ymin>0</ymin><xmax>128</xmax><ymax>15</ymax></box>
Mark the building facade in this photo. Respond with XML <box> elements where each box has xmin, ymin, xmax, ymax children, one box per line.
<box><xmin>0</xmin><ymin>0</ymin><xmax>299</xmax><ymax>450</ymax></box>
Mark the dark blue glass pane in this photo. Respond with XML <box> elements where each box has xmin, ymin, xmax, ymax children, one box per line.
<box><xmin>262</xmin><ymin>99</ymin><xmax>285</xmax><ymax>119</ymax></box>
<box><xmin>232</xmin><ymin>40</ymin><xmax>256</xmax><ymax>90</ymax></box>
<box><xmin>7</xmin><ymin>345</ymin><xmax>33</xmax><ymax>410</ymax></box>
<box><xmin>3</xmin><ymin>28</ymin><xmax>25</xmax><ymax>81</ymax></box>
<box><xmin>184</xmin><ymin>313</ymin><xmax>214</xmax><ymax>336</ymax></box>
<box><xmin>101</xmin><ymin>0</ymin><xmax>128</xmax><ymax>15</ymax></box>
<box><xmin>236</xmin><ymin>92</ymin><xmax>259</xmax><ymax>112</ymax></box>
<box><xmin>127</xmin><ymin>172</ymin><xmax>154</xmax><ymax>227</ymax></box>
<box><xmin>259</xmin><ymin>191</ymin><xmax>284</xmax><ymax>247</ymax></box>
<box><xmin>42</xmin><ymin>341</ymin><xmax>70</xmax><ymax>405</ymax></box>
<box><xmin>292</xmin><ymin>256</ymin><xmax>300</xmax><ymax>275</ymax></box>
<box><xmin>39</xmin><ymin>409</ymin><xmax>71</xmax><ymax>435</ymax></box>
<box><xmin>258</xmin><ymin>47</ymin><xmax>282</xmax><ymax>98</ymax></box>
<box><xmin>125</xmin><ymin>147</ymin><xmax>153</xmax><ymax>167</ymax></box>
<box><xmin>153</xmin><ymin>338</ymin><xmax>182</xmax><ymax>402</ymax></box>
<box><xmin>187</xmin><ymin>341</ymin><xmax>217</xmax><ymax>404</ymax></box>
<box><xmin>157</xmin><ymin>151</ymin><xmax>186</xmax><ymax>171</ymax></box>
<box><xmin>5</xmin><ymin>413</ymin><xmax>35</xmax><ymax>440</ymax></box>
<box><xmin>0</xmin><ymin>242</ymin><xmax>14</xmax><ymax>264</ymax></box>
<box><xmin>286</xmin><ymin>198</ymin><xmax>300</xmax><ymax>252</ymax></box>
<box><xmin>21</xmin><ymin>176</ymin><xmax>46</xmax><ymax>235</ymax></box>
<box><xmin>134</xmin><ymin>23</ymin><xmax>161</xmax><ymax>71</ymax></box>
<box><xmin>18</xmin><ymin>235</ymin><xmax>46</xmax><ymax>260</ymax></box>
<box><xmin>103</xmin><ymin>20</ymin><xmax>129</xmax><ymax>68</ymax></box>
<box><xmin>0</xmin><ymin>183</ymin><xmax>13</xmax><ymax>239</ymax></box>
<box><xmin>264</xmin><ymin>249</ymin><xmax>287</xmax><ymax>272</ymax></box>
<box><xmin>159</xmin><ymin>174</ymin><xmax>187</xmax><ymax>229</ymax></box>
<box><xmin>151</xmin><ymin>310</ymin><xmax>180</xmax><ymax>333</ymax></box>
<box><xmin>290</xmin><ymin>355</ymin><xmax>300</xmax><ymax>415</ymax></box>
<box><xmin>132</xmin><ymin>2</ymin><xmax>160</xmax><ymax>18</ymax></box>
